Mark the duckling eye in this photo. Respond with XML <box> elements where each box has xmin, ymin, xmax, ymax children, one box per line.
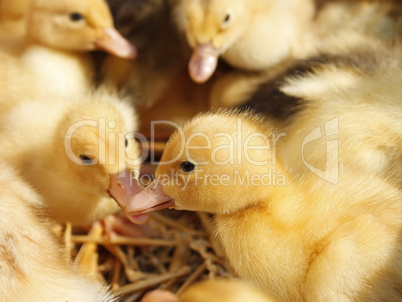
<box><xmin>79</xmin><ymin>155</ymin><xmax>94</xmax><ymax>165</ymax></box>
<box><xmin>180</xmin><ymin>161</ymin><xmax>196</xmax><ymax>173</ymax></box>
<box><xmin>70</xmin><ymin>12</ymin><xmax>84</xmax><ymax>22</ymax></box>
<box><xmin>222</xmin><ymin>13</ymin><xmax>230</xmax><ymax>25</ymax></box>
<box><xmin>125</xmin><ymin>137</ymin><xmax>129</xmax><ymax>148</ymax></box>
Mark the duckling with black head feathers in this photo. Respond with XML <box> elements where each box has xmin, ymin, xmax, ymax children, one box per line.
<box><xmin>241</xmin><ymin>35</ymin><xmax>402</xmax><ymax>186</ymax></box>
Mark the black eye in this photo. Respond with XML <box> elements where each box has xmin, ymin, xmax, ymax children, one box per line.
<box><xmin>125</xmin><ymin>137</ymin><xmax>128</xmax><ymax>148</ymax></box>
<box><xmin>180</xmin><ymin>161</ymin><xmax>195</xmax><ymax>173</ymax></box>
<box><xmin>79</xmin><ymin>155</ymin><xmax>94</xmax><ymax>165</ymax></box>
<box><xmin>70</xmin><ymin>12</ymin><xmax>84</xmax><ymax>22</ymax></box>
<box><xmin>223</xmin><ymin>14</ymin><xmax>230</xmax><ymax>24</ymax></box>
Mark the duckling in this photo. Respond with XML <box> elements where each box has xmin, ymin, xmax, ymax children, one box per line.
<box><xmin>0</xmin><ymin>161</ymin><xmax>116</xmax><ymax>301</ymax></box>
<box><xmin>0</xmin><ymin>90</ymin><xmax>143</xmax><ymax>226</ymax></box>
<box><xmin>241</xmin><ymin>36</ymin><xmax>402</xmax><ymax>186</ymax></box>
<box><xmin>142</xmin><ymin>279</ymin><xmax>278</xmax><ymax>302</ymax></box>
<box><xmin>174</xmin><ymin>0</ymin><xmax>315</xmax><ymax>83</ymax></box>
<box><xmin>126</xmin><ymin>110</ymin><xmax>402</xmax><ymax>301</ymax></box>
<box><xmin>0</xmin><ymin>0</ymin><xmax>136</xmax><ymax>98</ymax></box>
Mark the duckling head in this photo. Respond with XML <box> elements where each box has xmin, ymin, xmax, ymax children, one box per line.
<box><xmin>27</xmin><ymin>0</ymin><xmax>137</xmax><ymax>58</ymax></box>
<box><xmin>50</xmin><ymin>92</ymin><xmax>144</xmax><ymax>224</ymax></box>
<box><xmin>127</xmin><ymin>110</ymin><xmax>286</xmax><ymax>216</ymax></box>
<box><xmin>176</xmin><ymin>0</ymin><xmax>250</xmax><ymax>83</ymax></box>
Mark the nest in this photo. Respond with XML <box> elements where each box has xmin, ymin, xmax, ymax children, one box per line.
<box><xmin>67</xmin><ymin>211</ymin><xmax>233</xmax><ymax>301</ymax></box>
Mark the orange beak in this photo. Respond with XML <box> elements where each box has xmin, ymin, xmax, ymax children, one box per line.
<box><xmin>95</xmin><ymin>27</ymin><xmax>137</xmax><ymax>59</ymax></box>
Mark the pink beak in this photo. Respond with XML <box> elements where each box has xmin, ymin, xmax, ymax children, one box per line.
<box><xmin>125</xmin><ymin>179</ymin><xmax>175</xmax><ymax>217</ymax></box>
<box><xmin>188</xmin><ymin>42</ymin><xmax>220</xmax><ymax>83</ymax></box>
<box><xmin>109</xmin><ymin>171</ymin><xmax>147</xmax><ymax>224</ymax></box>
<box><xmin>95</xmin><ymin>27</ymin><xmax>137</xmax><ymax>59</ymax></box>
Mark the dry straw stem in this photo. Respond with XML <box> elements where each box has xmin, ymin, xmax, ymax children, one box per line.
<box><xmin>74</xmin><ymin>222</ymin><xmax>104</xmax><ymax>281</ymax></box>
<box><xmin>63</xmin><ymin>222</ymin><xmax>73</xmax><ymax>262</ymax></box>
<box><xmin>72</xmin><ymin>235</ymin><xmax>180</xmax><ymax>247</ymax></box>
<box><xmin>115</xmin><ymin>266</ymin><xmax>192</xmax><ymax>296</ymax></box>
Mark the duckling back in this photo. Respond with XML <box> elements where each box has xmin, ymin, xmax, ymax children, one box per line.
<box><xmin>240</xmin><ymin>35</ymin><xmax>402</xmax><ymax>185</ymax></box>
<box><xmin>277</xmin><ymin>37</ymin><xmax>402</xmax><ymax>184</ymax></box>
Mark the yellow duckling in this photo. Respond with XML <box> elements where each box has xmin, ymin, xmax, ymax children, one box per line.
<box><xmin>174</xmin><ymin>0</ymin><xmax>315</xmax><ymax>83</ymax></box>
<box><xmin>127</xmin><ymin>110</ymin><xmax>402</xmax><ymax>301</ymax></box>
<box><xmin>251</xmin><ymin>36</ymin><xmax>402</xmax><ymax>186</ymax></box>
<box><xmin>0</xmin><ymin>0</ymin><xmax>136</xmax><ymax>98</ymax></box>
<box><xmin>0</xmin><ymin>90</ymin><xmax>143</xmax><ymax>226</ymax></box>
<box><xmin>0</xmin><ymin>161</ymin><xmax>116</xmax><ymax>301</ymax></box>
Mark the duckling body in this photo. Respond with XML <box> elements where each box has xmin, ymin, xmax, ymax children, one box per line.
<box><xmin>242</xmin><ymin>36</ymin><xmax>402</xmax><ymax>185</ymax></box>
<box><xmin>214</xmin><ymin>174</ymin><xmax>401</xmax><ymax>301</ymax></box>
<box><xmin>0</xmin><ymin>161</ymin><xmax>116</xmax><ymax>301</ymax></box>
<box><xmin>128</xmin><ymin>111</ymin><xmax>402</xmax><ymax>301</ymax></box>
<box><xmin>0</xmin><ymin>91</ymin><xmax>141</xmax><ymax>226</ymax></box>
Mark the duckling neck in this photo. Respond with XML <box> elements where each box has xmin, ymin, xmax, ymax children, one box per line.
<box><xmin>21</xmin><ymin>43</ymin><xmax>94</xmax><ymax>96</ymax></box>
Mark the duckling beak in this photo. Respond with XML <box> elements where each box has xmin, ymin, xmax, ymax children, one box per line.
<box><xmin>125</xmin><ymin>180</ymin><xmax>175</xmax><ymax>217</ymax></box>
<box><xmin>95</xmin><ymin>28</ymin><xmax>137</xmax><ymax>59</ymax></box>
<box><xmin>109</xmin><ymin>171</ymin><xmax>148</xmax><ymax>224</ymax></box>
<box><xmin>188</xmin><ymin>42</ymin><xmax>220</xmax><ymax>83</ymax></box>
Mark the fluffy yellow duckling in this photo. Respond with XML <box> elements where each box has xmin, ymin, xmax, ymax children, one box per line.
<box><xmin>174</xmin><ymin>0</ymin><xmax>315</xmax><ymax>83</ymax></box>
<box><xmin>0</xmin><ymin>161</ymin><xmax>116</xmax><ymax>301</ymax></box>
<box><xmin>127</xmin><ymin>111</ymin><xmax>402</xmax><ymax>301</ymax></box>
<box><xmin>247</xmin><ymin>36</ymin><xmax>402</xmax><ymax>186</ymax></box>
<box><xmin>142</xmin><ymin>279</ymin><xmax>278</xmax><ymax>302</ymax></box>
<box><xmin>0</xmin><ymin>0</ymin><xmax>136</xmax><ymax>98</ymax></box>
<box><xmin>0</xmin><ymin>90</ymin><xmax>143</xmax><ymax>226</ymax></box>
